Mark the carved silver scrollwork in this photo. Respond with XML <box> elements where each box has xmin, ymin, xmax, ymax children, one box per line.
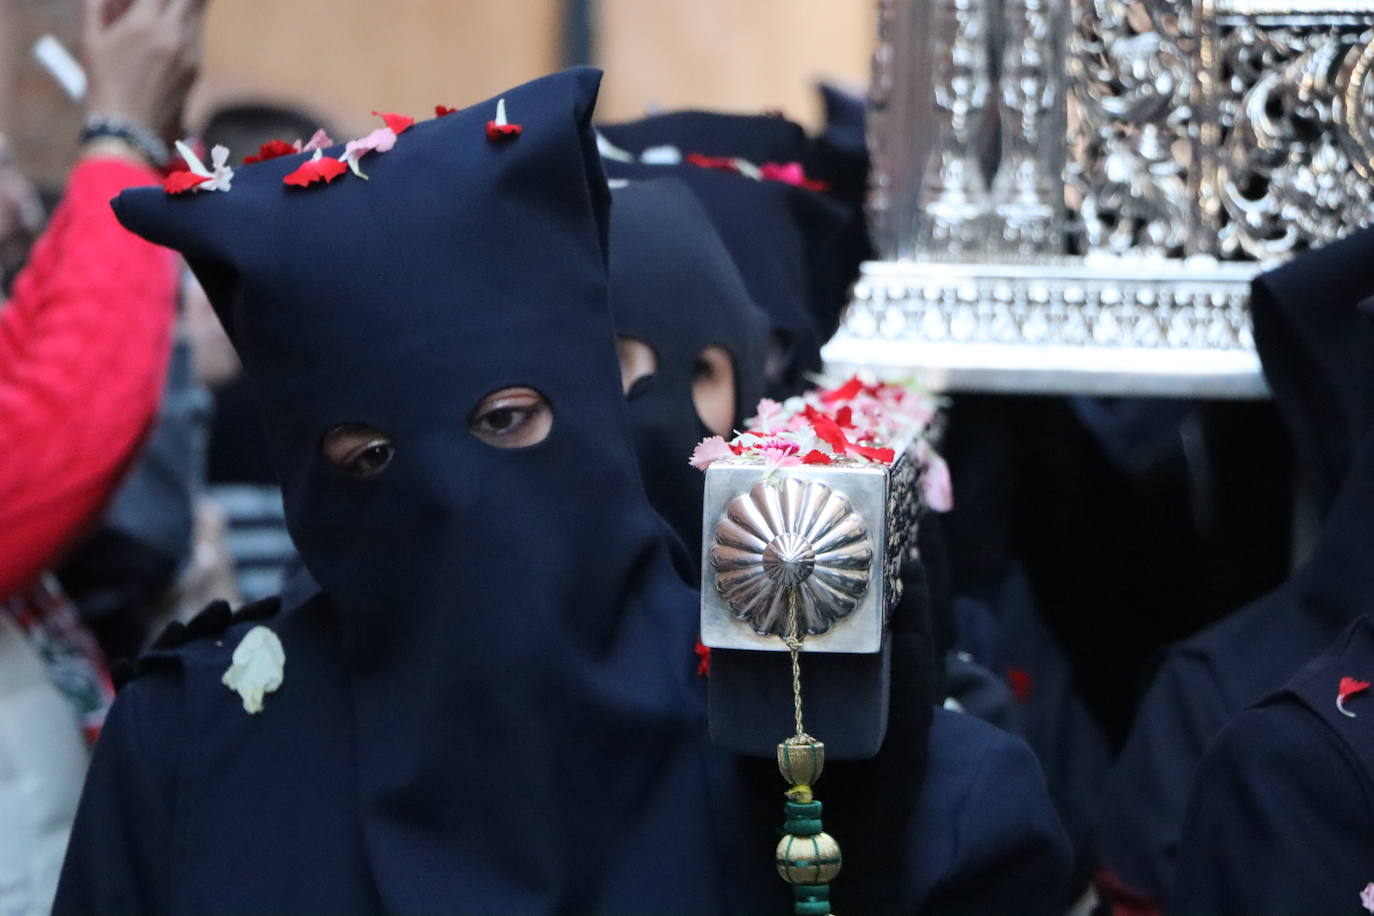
<box><xmin>843</xmin><ymin>0</ymin><xmax>1374</xmax><ymax>397</ymax></box>
<box><xmin>1205</xmin><ymin>17</ymin><xmax>1374</xmax><ymax>258</ymax></box>
<box><xmin>1066</xmin><ymin>0</ymin><xmax>1196</xmax><ymax>256</ymax></box>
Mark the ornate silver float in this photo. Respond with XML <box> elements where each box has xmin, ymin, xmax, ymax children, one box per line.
<box><xmin>832</xmin><ymin>0</ymin><xmax>1374</xmax><ymax>397</ymax></box>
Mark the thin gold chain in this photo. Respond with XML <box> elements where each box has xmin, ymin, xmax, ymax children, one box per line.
<box><xmin>785</xmin><ymin>587</ymin><xmax>806</xmax><ymax>739</ymax></box>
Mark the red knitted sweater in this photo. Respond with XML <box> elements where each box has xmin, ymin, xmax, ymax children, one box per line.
<box><xmin>0</xmin><ymin>157</ymin><xmax>177</xmax><ymax>594</ymax></box>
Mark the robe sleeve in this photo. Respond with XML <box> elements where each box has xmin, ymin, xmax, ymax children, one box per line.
<box><xmin>911</xmin><ymin>710</ymin><xmax>1074</xmax><ymax>915</ymax></box>
<box><xmin>1172</xmin><ymin>702</ymin><xmax>1374</xmax><ymax>915</ymax></box>
<box><xmin>52</xmin><ymin>671</ymin><xmax>181</xmax><ymax>916</ymax></box>
<box><xmin>1096</xmin><ymin>649</ymin><xmax>1232</xmax><ymax>906</ymax></box>
<box><xmin>0</xmin><ymin>157</ymin><xmax>177</xmax><ymax>595</ymax></box>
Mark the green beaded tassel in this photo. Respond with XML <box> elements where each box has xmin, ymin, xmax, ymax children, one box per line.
<box><xmin>770</xmin><ymin>586</ymin><xmax>840</xmax><ymax>915</ymax></box>
<box><xmin>774</xmin><ymin>736</ymin><xmax>841</xmax><ymax>914</ymax></box>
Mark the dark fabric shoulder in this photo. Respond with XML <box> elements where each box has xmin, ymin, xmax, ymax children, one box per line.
<box><xmin>1284</xmin><ymin>615</ymin><xmax>1374</xmax><ymax>709</ymax></box>
<box><xmin>945</xmin><ymin>650</ymin><xmax>1021</xmax><ymax>733</ymax></box>
<box><xmin>906</xmin><ymin>708</ymin><xmax>1074</xmax><ymax>915</ymax></box>
<box><xmin>1173</xmin><ymin>699</ymin><xmax>1374</xmax><ymax>914</ymax></box>
<box><xmin>148</xmin><ymin>596</ymin><xmax>281</xmax><ymax>652</ymax></box>
<box><xmin>58</xmin><ymin>588</ymin><xmax>375</xmax><ymax>915</ymax></box>
<box><xmin>1099</xmin><ymin>584</ymin><xmax>1366</xmax><ymax>907</ymax></box>
<box><xmin>116</xmin><ymin>596</ymin><xmax>284</xmax><ymax>690</ymax></box>
<box><xmin>1275</xmin><ymin>616</ymin><xmax>1374</xmax><ymax>798</ymax></box>
<box><xmin>1171</xmin><ymin>580</ymin><xmax>1311</xmax><ymax>711</ymax></box>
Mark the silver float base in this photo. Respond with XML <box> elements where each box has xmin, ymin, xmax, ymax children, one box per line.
<box><xmin>824</xmin><ymin>257</ymin><xmax>1270</xmax><ymax>399</ymax></box>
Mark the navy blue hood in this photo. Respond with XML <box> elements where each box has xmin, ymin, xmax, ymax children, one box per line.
<box><xmin>609</xmin><ymin>177</ymin><xmax>771</xmax><ymax>562</ymax></box>
<box><xmin>111</xmin><ymin>68</ymin><xmax>770</xmax><ymax>912</ymax></box>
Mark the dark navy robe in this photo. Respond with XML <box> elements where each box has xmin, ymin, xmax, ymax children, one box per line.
<box><xmin>1099</xmin><ymin>428</ymin><xmax>1374</xmax><ymax>904</ymax></box>
<box><xmin>1098</xmin><ymin>229</ymin><xmax>1374</xmax><ymax>906</ymax></box>
<box><xmin>56</xmin><ymin>595</ymin><xmax>1075</xmax><ymax>915</ymax></box>
<box><xmin>954</xmin><ymin>565</ymin><xmax>1110</xmax><ymax>892</ymax></box>
<box><xmin>1173</xmin><ymin>615</ymin><xmax>1374</xmax><ymax>913</ymax></box>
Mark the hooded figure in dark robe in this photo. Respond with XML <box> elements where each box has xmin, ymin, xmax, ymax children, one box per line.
<box><xmin>55</xmin><ymin>67</ymin><xmax>777</xmax><ymax>915</ymax></box>
<box><xmin>55</xmin><ymin>70</ymin><xmax>1072</xmax><ymax>915</ymax></box>
<box><xmin>607</xmin><ymin>177</ymin><xmax>771</xmax><ymax>564</ymax></box>
<box><xmin>599</xmin><ymin>108</ymin><xmax>811</xmax><ymax>167</ymax></box>
<box><xmin>598</xmin><ymin>112</ymin><xmax>857</xmax><ymax>399</ymax></box>
<box><xmin>1098</xmin><ymin>225</ymin><xmax>1374</xmax><ymax>908</ymax></box>
<box><xmin>605</xmin><ymin>178</ymin><xmax>1074</xmax><ymax>914</ymax></box>
<box><xmin>1173</xmin><ymin>612</ymin><xmax>1374</xmax><ymax>910</ymax></box>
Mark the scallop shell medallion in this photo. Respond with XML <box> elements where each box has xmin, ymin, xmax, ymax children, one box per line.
<box><xmin>709</xmin><ymin>476</ymin><xmax>874</xmax><ymax>638</ymax></box>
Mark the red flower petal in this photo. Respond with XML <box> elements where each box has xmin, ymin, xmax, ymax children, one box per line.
<box><xmin>728</xmin><ymin>443</ymin><xmax>745</xmax><ymax>455</ymax></box>
<box><xmin>1338</xmin><ymin>677</ymin><xmax>1370</xmax><ymax>717</ymax></box>
<box><xmin>695</xmin><ymin>638</ymin><xmax>711</xmax><ymax>677</ymax></box>
<box><xmin>1007</xmin><ymin>667</ymin><xmax>1034</xmax><ymax>703</ymax></box>
<box><xmin>820</xmin><ymin>376</ymin><xmax>865</xmax><ymax>404</ymax></box>
<box><xmin>851</xmin><ymin>443</ymin><xmax>896</xmax><ymax>463</ymax></box>
<box><xmin>485</xmin><ymin>121</ymin><xmax>523</xmax><ymax>141</ymax></box>
<box><xmin>282</xmin><ymin>163</ymin><xmax>314</xmax><ymax>187</ymax></box>
<box><xmin>435</xmin><ymin>105</ymin><xmax>458</xmax><ymax>117</ymax></box>
<box><xmin>801</xmin><ymin>450</ymin><xmax>832</xmax><ymax>465</ymax></box>
<box><xmin>243</xmin><ymin>139</ymin><xmax>297</xmax><ymax>164</ymax></box>
<box><xmin>686</xmin><ymin>153</ymin><xmax>740</xmax><ymax>173</ymax></box>
<box><xmin>163</xmin><ymin>171</ymin><xmax>211</xmax><ymax>195</ymax></box>
<box><xmin>835</xmin><ymin>406</ymin><xmax>855</xmax><ymax>429</ymax></box>
<box><xmin>808</xmin><ymin>412</ymin><xmax>849</xmax><ymax>456</ymax></box>
<box><xmin>316</xmin><ymin>157</ymin><xmax>348</xmax><ymax>182</ymax></box>
<box><xmin>371</xmin><ymin>111</ymin><xmax>415</xmax><ymax>135</ymax></box>
<box><xmin>282</xmin><ymin>156</ymin><xmax>348</xmax><ymax>188</ymax></box>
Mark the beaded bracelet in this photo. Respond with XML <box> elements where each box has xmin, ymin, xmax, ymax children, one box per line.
<box><xmin>81</xmin><ymin>115</ymin><xmax>170</xmax><ymax>169</ymax></box>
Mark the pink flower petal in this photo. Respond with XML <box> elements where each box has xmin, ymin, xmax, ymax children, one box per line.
<box><xmin>918</xmin><ymin>441</ymin><xmax>954</xmax><ymax>512</ymax></box>
<box><xmin>761</xmin><ymin>448</ymin><xmax>802</xmax><ymax>471</ymax></box>
<box><xmin>759</xmin><ymin>161</ymin><xmax>829</xmax><ymax>191</ymax></box>
<box><xmin>689</xmin><ymin>436</ymin><xmax>734</xmax><ymax>471</ymax></box>
<box><xmin>343</xmin><ymin>127</ymin><xmax>399</xmax><ymax>178</ymax></box>
<box><xmin>1362</xmin><ymin>882</ymin><xmax>1374</xmax><ymax>913</ymax></box>
<box><xmin>349</xmin><ymin>126</ymin><xmax>398</xmax><ymax>155</ymax></box>
<box><xmin>300</xmin><ymin>129</ymin><xmax>335</xmax><ymax>153</ymax></box>
<box><xmin>750</xmin><ymin>397</ymin><xmax>786</xmax><ymax>434</ymax></box>
<box><xmin>755</xmin><ymin>436</ymin><xmax>800</xmax><ymax>454</ymax></box>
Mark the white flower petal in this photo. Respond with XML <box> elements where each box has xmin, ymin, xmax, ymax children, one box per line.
<box><xmin>174</xmin><ymin>139</ymin><xmax>211</xmax><ymax>178</ymax></box>
<box><xmin>638</xmin><ymin>144</ymin><xmax>682</xmax><ymax>165</ymax></box>
<box><xmin>221</xmin><ymin>625</ymin><xmax>285</xmax><ymax>714</ymax></box>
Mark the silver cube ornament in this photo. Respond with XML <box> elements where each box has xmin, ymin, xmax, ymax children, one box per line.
<box><xmin>699</xmin><ymin>417</ymin><xmax>925</xmax><ymax>656</ymax></box>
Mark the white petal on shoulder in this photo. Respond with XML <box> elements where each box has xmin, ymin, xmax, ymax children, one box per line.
<box><xmin>221</xmin><ymin>625</ymin><xmax>285</xmax><ymax>714</ymax></box>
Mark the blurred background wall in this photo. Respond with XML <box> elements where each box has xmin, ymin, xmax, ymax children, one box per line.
<box><xmin>0</xmin><ymin>0</ymin><xmax>875</xmax><ymax>188</ymax></box>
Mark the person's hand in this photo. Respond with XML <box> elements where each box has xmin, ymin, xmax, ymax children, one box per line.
<box><xmin>82</xmin><ymin>0</ymin><xmax>207</xmax><ymax>144</ymax></box>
